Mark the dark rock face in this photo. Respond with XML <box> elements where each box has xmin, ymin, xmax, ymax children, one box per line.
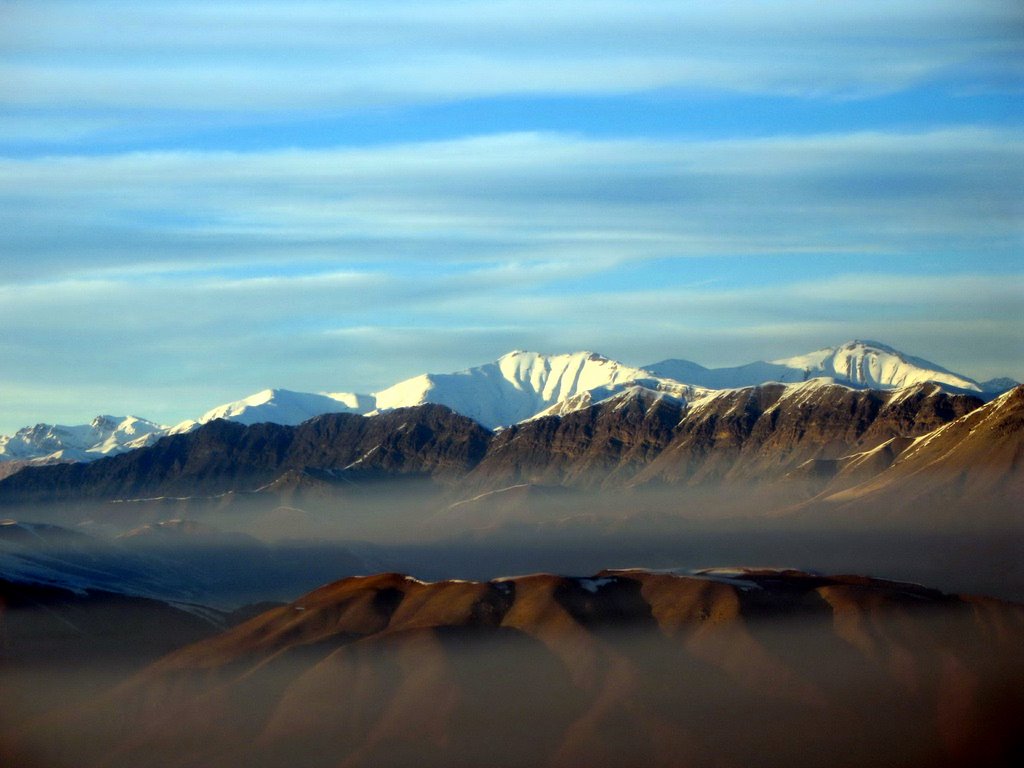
<box><xmin>0</xmin><ymin>405</ymin><xmax>492</xmax><ymax>505</ymax></box>
<box><xmin>637</xmin><ymin>383</ymin><xmax>982</xmax><ymax>486</ymax></box>
<box><xmin>468</xmin><ymin>383</ymin><xmax>983</xmax><ymax>492</ymax></box>
<box><xmin>7</xmin><ymin>570</ymin><xmax>1021</xmax><ymax>768</ymax></box>
<box><xmin>838</xmin><ymin>382</ymin><xmax>978</xmax><ymax>439</ymax></box>
<box><xmin>468</xmin><ymin>390</ymin><xmax>684</xmax><ymax>488</ymax></box>
<box><xmin>286</xmin><ymin>404</ymin><xmax>491</xmax><ymax>478</ymax></box>
<box><xmin>804</xmin><ymin>385</ymin><xmax>1024</xmax><ymax>529</ymax></box>
<box><xmin>0</xmin><ymin>419</ymin><xmax>293</xmax><ymax>504</ymax></box>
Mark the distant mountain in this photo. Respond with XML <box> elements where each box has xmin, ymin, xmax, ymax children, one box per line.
<box><xmin>980</xmin><ymin>376</ymin><xmax>1020</xmax><ymax>393</ymax></box>
<box><xmin>0</xmin><ymin>517</ymin><xmax>220</xmax><ymax>604</ymax></box>
<box><xmin>12</xmin><ymin>569</ymin><xmax>1021</xmax><ymax>768</ymax></box>
<box><xmin>0</xmin><ymin>515</ymin><xmax>375</xmax><ymax>610</ymax></box>
<box><xmin>373</xmin><ymin>350</ymin><xmax>698</xmax><ymax>428</ymax></box>
<box><xmin>167</xmin><ymin>388</ymin><xmax>373</xmax><ymax>433</ymax></box>
<box><xmin>0</xmin><ymin>340</ymin><xmax>1013</xmax><ymax>470</ymax></box>
<box><xmin>646</xmin><ymin>339</ymin><xmax>995</xmax><ymax>393</ymax></box>
<box><xmin>166</xmin><ymin>351</ymin><xmax>695</xmax><ymax>436</ymax></box>
<box><xmin>0</xmin><ymin>381</ymin><xmax>992</xmax><ymax>515</ymax></box>
<box><xmin>0</xmin><ymin>415</ymin><xmax>166</xmax><ymax>464</ymax></box>
<box><xmin>0</xmin><ymin>405</ymin><xmax>491</xmax><ymax>507</ymax></box>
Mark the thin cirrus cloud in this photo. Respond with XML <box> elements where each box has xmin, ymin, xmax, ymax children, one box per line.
<box><xmin>0</xmin><ymin>0</ymin><xmax>1021</xmax><ymax>150</ymax></box>
<box><xmin>2</xmin><ymin>129</ymin><xmax>1021</xmax><ymax>282</ymax></box>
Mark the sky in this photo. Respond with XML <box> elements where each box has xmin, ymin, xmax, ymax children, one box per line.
<box><xmin>1</xmin><ymin>0</ymin><xmax>1022</xmax><ymax>433</ymax></box>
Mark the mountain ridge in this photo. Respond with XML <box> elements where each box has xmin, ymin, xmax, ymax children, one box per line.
<box><xmin>646</xmin><ymin>339</ymin><xmax>998</xmax><ymax>393</ymax></box>
<box><xmin>1</xmin><ymin>340</ymin><xmax>1015</xmax><ymax>468</ymax></box>
<box><xmin>7</xmin><ymin>568</ymin><xmax>1021</xmax><ymax>768</ymax></box>
<box><xmin>0</xmin><ymin>381</ymin><xmax>1000</xmax><ymax>521</ymax></box>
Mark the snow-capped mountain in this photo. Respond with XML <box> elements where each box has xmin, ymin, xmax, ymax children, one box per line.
<box><xmin>167</xmin><ymin>351</ymin><xmax>699</xmax><ymax>434</ymax></box>
<box><xmin>0</xmin><ymin>415</ymin><xmax>166</xmax><ymax>464</ymax></box>
<box><xmin>646</xmin><ymin>340</ymin><xmax>993</xmax><ymax>393</ymax></box>
<box><xmin>373</xmin><ymin>350</ymin><xmax>700</xmax><ymax>429</ymax></box>
<box><xmin>774</xmin><ymin>340</ymin><xmax>983</xmax><ymax>391</ymax></box>
<box><xmin>168</xmin><ymin>388</ymin><xmax>374</xmax><ymax>433</ymax></box>
<box><xmin>1</xmin><ymin>340</ymin><xmax>1012</xmax><ymax>468</ymax></box>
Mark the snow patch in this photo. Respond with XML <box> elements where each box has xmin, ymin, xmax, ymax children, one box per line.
<box><xmin>577</xmin><ymin>576</ymin><xmax>616</xmax><ymax>593</ymax></box>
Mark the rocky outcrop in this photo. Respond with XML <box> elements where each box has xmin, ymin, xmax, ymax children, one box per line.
<box><xmin>630</xmin><ymin>381</ymin><xmax>979</xmax><ymax>486</ymax></box>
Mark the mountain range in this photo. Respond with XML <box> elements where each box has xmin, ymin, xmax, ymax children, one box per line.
<box><xmin>2</xmin><ymin>372</ymin><xmax>1019</xmax><ymax>544</ymax></box>
<box><xmin>1</xmin><ymin>340</ymin><xmax>1016</xmax><ymax>470</ymax></box>
<box><xmin>1</xmin><ymin>339</ymin><xmax>1020</xmax><ymax>540</ymax></box>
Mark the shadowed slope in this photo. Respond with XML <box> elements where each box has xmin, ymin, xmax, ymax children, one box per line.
<box><xmin>7</xmin><ymin>569</ymin><xmax>1022</xmax><ymax>768</ymax></box>
<box><xmin>801</xmin><ymin>385</ymin><xmax>1024</xmax><ymax>529</ymax></box>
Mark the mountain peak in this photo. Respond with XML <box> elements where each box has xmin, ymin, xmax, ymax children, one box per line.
<box><xmin>375</xmin><ymin>349</ymin><xmax>682</xmax><ymax>428</ymax></box>
<box><xmin>770</xmin><ymin>340</ymin><xmax>979</xmax><ymax>392</ymax></box>
<box><xmin>844</xmin><ymin>339</ymin><xmax>898</xmax><ymax>352</ymax></box>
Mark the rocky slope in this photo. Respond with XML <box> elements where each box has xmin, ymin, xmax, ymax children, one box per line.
<box><xmin>632</xmin><ymin>380</ymin><xmax>982</xmax><ymax>486</ymax></box>
<box><xmin>799</xmin><ymin>384</ymin><xmax>1024</xmax><ymax>529</ymax></box>
<box><xmin>6</xmin><ymin>569</ymin><xmax>1021</xmax><ymax>768</ymax></box>
<box><xmin>0</xmin><ymin>383</ymin><xmax>1013</xmax><ymax>540</ymax></box>
<box><xmin>465</xmin><ymin>380</ymin><xmax>983</xmax><ymax>490</ymax></box>
<box><xmin>0</xmin><ymin>405</ymin><xmax>490</xmax><ymax>506</ymax></box>
<box><xmin>468</xmin><ymin>386</ymin><xmax>685</xmax><ymax>488</ymax></box>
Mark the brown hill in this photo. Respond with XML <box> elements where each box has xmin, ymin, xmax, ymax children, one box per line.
<box><xmin>7</xmin><ymin>569</ymin><xmax>1022</xmax><ymax>768</ymax></box>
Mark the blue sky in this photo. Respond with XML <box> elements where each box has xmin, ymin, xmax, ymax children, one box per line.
<box><xmin>1</xmin><ymin>0</ymin><xmax>1022</xmax><ymax>432</ymax></box>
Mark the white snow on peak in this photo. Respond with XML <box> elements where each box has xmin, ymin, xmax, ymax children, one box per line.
<box><xmin>528</xmin><ymin>383</ymin><xmax>690</xmax><ymax>421</ymax></box>
<box><xmin>0</xmin><ymin>415</ymin><xmax>167</xmax><ymax>464</ymax></box>
<box><xmin>324</xmin><ymin>391</ymin><xmax>376</xmax><ymax>412</ymax></box>
<box><xmin>770</xmin><ymin>340</ymin><xmax>981</xmax><ymax>392</ymax></box>
<box><xmin>373</xmin><ymin>350</ymin><xmax>696</xmax><ymax>429</ymax></box>
<box><xmin>1</xmin><ymin>341</ymin><xmax>1001</xmax><ymax>466</ymax></box>
<box><xmin>648</xmin><ymin>340</ymin><xmax>982</xmax><ymax>394</ymax></box>
<box><xmin>169</xmin><ymin>387</ymin><xmax>370</xmax><ymax>433</ymax></box>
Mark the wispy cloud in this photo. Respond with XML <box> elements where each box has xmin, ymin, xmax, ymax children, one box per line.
<box><xmin>1</xmin><ymin>1</ymin><xmax>1020</xmax><ymax>147</ymax></box>
<box><xmin>2</xmin><ymin>129</ymin><xmax>1021</xmax><ymax>283</ymax></box>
